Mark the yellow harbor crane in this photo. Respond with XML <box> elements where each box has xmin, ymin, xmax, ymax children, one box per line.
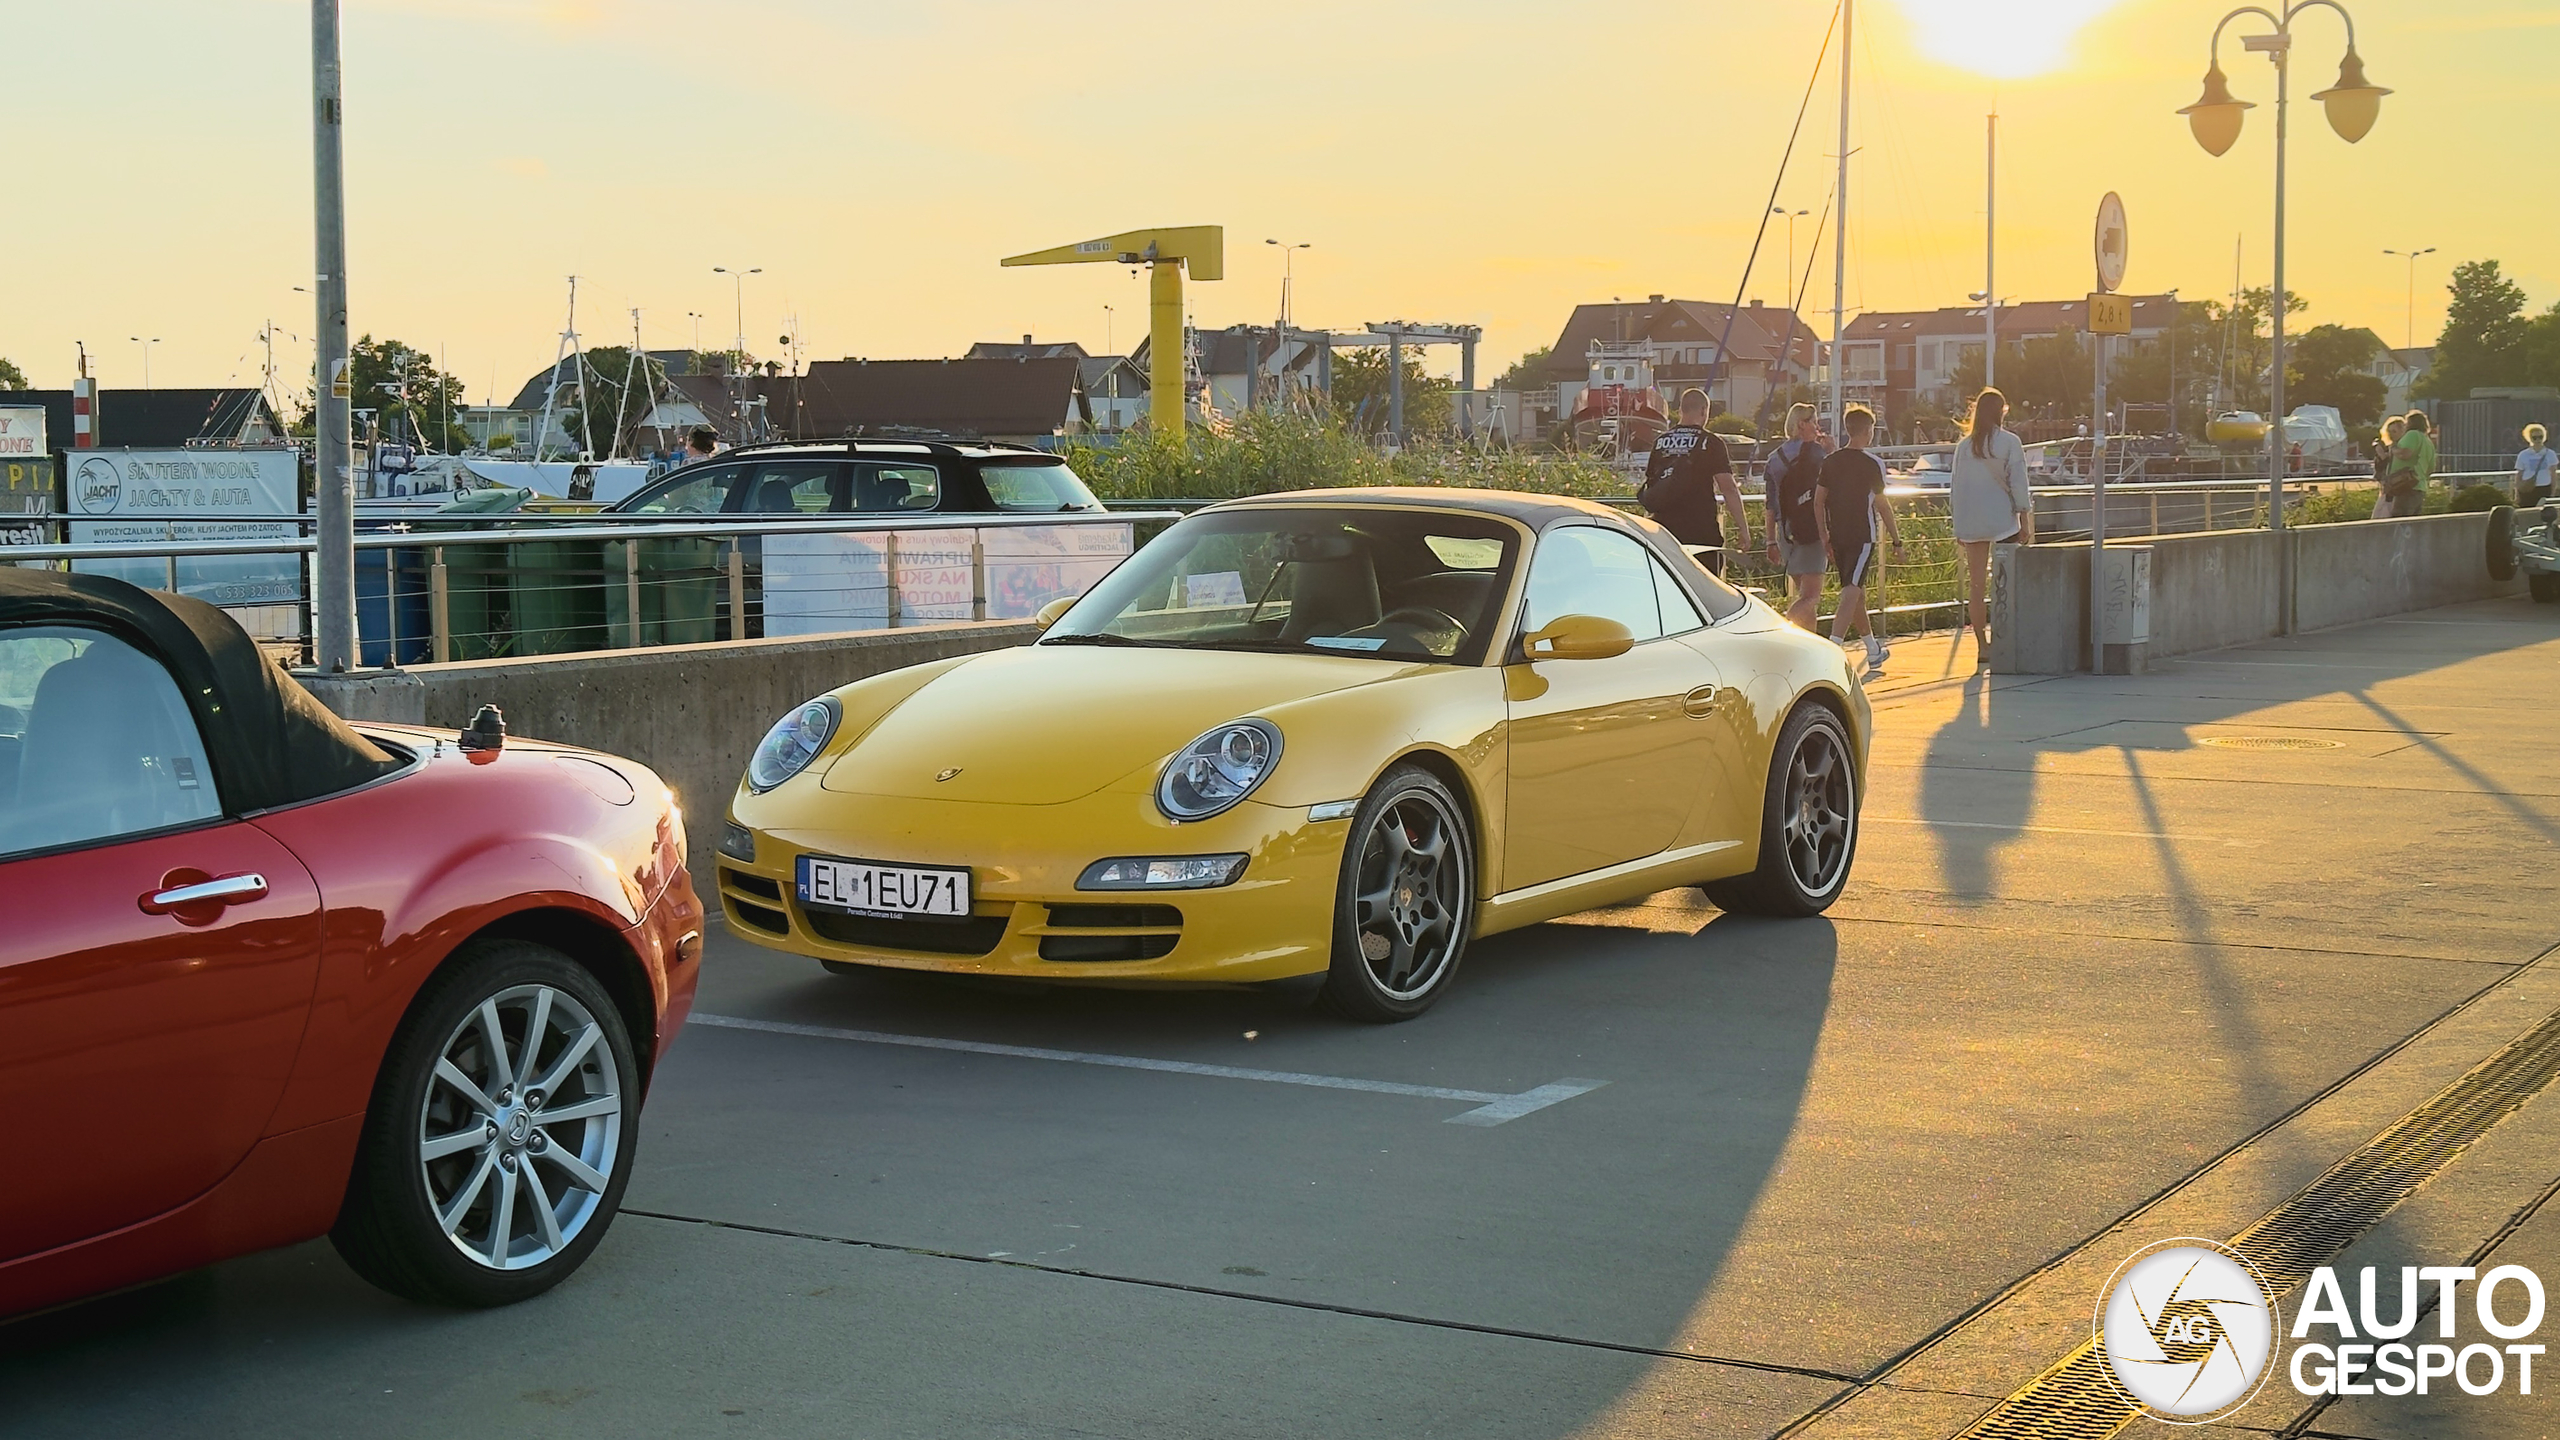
<box><xmin>1001</xmin><ymin>226</ymin><xmax>1223</xmax><ymax>437</ymax></box>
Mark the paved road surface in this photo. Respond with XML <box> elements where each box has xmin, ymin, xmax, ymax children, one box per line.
<box><xmin>7</xmin><ymin>602</ymin><xmax>2557</xmax><ymax>1439</ymax></box>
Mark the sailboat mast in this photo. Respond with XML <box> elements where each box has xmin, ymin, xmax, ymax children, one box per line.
<box><xmin>1828</xmin><ymin>0</ymin><xmax>1851</xmax><ymax>431</ymax></box>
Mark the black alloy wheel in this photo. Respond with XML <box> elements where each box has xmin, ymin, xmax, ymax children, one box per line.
<box><xmin>1321</xmin><ymin>765</ymin><xmax>1475</xmax><ymax>1023</ymax></box>
<box><xmin>1704</xmin><ymin>702</ymin><xmax>1859</xmax><ymax>917</ymax></box>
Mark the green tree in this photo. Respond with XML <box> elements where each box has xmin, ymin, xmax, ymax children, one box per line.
<box><xmin>2525</xmin><ymin>302</ymin><xmax>2560</xmax><ymax>392</ymax></box>
<box><xmin>2416</xmin><ymin>259</ymin><xmax>2529</xmax><ymax>399</ymax></box>
<box><xmin>558</xmin><ymin>346</ymin><xmax>669</xmax><ymax>458</ymax></box>
<box><xmin>0</xmin><ymin>357</ymin><xmax>28</xmax><ymax>390</ymax></box>
<box><xmin>1330</xmin><ymin>347</ymin><xmax>1452</xmax><ymax>436</ymax></box>
<box><xmin>348</xmin><ymin>336</ymin><xmax>470</xmax><ymax>451</ymax></box>
<box><xmin>1492</xmin><ymin>346</ymin><xmax>1551</xmax><ymax>390</ymax></box>
<box><xmin>2285</xmin><ymin>324</ymin><xmax>2387</xmax><ymax>426</ymax></box>
<box><xmin>2103</xmin><ymin>300</ymin><xmax>2220</xmax><ymax>433</ymax></box>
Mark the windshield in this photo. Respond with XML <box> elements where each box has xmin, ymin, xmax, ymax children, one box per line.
<box><xmin>982</xmin><ymin>459</ymin><xmax>1104</xmax><ymax>512</ymax></box>
<box><xmin>1042</xmin><ymin>508</ymin><xmax>1520</xmax><ymax>665</ymax></box>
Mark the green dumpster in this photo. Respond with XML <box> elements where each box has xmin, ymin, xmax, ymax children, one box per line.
<box><xmin>603</xmin><ymin>535</ymin><xmax>722</xmax><ymax>648</ymax></box>
<box><xmin>510</xmin><ymin>536</ymin><xmax>608</xmax><ymax>655</ymax></box>
<box><xmin>426</xmin><ymin>488</ymin><xmax>529</xmax><ymax>660</ymax></box>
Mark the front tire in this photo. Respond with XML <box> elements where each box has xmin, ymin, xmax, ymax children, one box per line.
<box><xmin>1320</xmin><ymin>765</ymin><xmax>1475</xmax><ymax>1023</ymax></box>
<box><xmin>1704</xmin><ymin>702</ymin><xmax>1859</xmax><ymax>917</ymax></box>
<box><xmin>2530</xmin><ymin>572</ymin><xmax>2559</xmax><ymax>604</ymax></box>
<box><xmin>332</xmin><ymin>939</ymin><xmax>639</xmax><ymax>1308</ymax></box>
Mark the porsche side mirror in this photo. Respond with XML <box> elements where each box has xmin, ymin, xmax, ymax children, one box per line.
<box><xmin>1034</xmin><ymin>596</ymin><xmax>1078</xmax><ymax>630</ymax></box>
<box><xmin>1522</xmin><ymin>614</ymin><xmax>1635</xmax><ymax>662</ymax></box>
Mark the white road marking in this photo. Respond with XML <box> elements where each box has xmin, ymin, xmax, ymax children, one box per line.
<box><xmin>687</xmin><ymin>1013</ymin><xmax>1606</xmax><ymax>1127</ymax></box>
<box><xmin>1865</xmin><ymin>816</ymin><xmax>2260</xmax><ymax>845</ymax></box>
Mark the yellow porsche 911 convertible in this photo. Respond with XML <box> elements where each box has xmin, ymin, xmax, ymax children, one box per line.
<box><xmin>716</xmin><ymin>489</ymin><xmax>1870</xmax><ymax>1021</ymax></box>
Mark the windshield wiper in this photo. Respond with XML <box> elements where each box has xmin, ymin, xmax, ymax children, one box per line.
<box><xmin>1038</xmin><ymin>632</ymin><xmax>1160</xmax><ymax>647</ymax></box>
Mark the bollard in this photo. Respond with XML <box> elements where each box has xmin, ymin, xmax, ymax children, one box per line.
<box><xmin>430</xmin><ymin>546</ymin><xmax>451</xmax><ymax>664</ymax></box>
<box><xmin>885</xmin><ymin>532</ymin><xmax>901</xmax><ymax>629</ymax></box>
<box><xmin>624</xmin><ymin>540</ymin><xmax>643</xmax><ymax>649</ymax></box>
<box><xmin>727</xmin><ymin>538</ymin><xmax>746</xmax><ymax>641</ymax></box>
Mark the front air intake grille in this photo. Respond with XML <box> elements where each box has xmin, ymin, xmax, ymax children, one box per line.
<box><xmin>1038</xmin><ymin>903</ymin><xmax>1181</xmax><ymax>962</ymax></box>
<box><xmin>1045</xmin><ymin>904</ymin><xmax>1183</xmax><ymax>929</ymax></box>
<box><xmin>1039</xmin><ymin>933</ymin><xmax>1180</xmax><ymax>963</ymax></box>
<box><xmin>804</xmin><ymin>909</ymin><xmax>1010</xmax><ymax>957</ymax></box>
<box><xmin>722</xmin><ymin>868</ymin><xmax>783</xmax><ymax>903</ymax></box>
<box><xmin>729</xmin><ymin>899</ymin><xmax>789</xmax><ymax>936</ymax></box>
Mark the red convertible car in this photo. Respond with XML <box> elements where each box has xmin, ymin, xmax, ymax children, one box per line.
<box><xmin>0</xmin><ymin>570</ymin><xmax>701</xmax><ymax>1315</ymax></box>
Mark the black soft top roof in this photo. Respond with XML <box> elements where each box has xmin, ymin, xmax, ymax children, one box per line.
<box><xmin>0</xmin><ymin>569</ymin><xmax>399</xmax><ymax>814</ymax></box>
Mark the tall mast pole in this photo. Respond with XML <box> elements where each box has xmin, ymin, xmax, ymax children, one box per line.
<box><xmin>311</xmin><ymin>0</ymin><xmax>356</xmax><ymax>671</ymax></box>
<box><xmin>1828</xmin><ymin>0</ymin><xmax>1852</xmax><ymax>432</ymax></box>
<box><xmin>1985</xmin><ymin>108</ymin><xmax>1998</xmax><ymax>389</ymax></box>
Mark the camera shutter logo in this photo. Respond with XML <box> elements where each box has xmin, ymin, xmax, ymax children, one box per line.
<box><xmin>2097</xmin><ymin>1238</ymin><xmax>2281</xmax><ymax>1423</ymax></box>
<box><xmin>74</xmin><ymin>456</ymin><xmax>122</xmax><ymax>515</ymax></box>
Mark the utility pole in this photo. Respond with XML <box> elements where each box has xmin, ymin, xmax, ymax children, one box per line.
<box><xmin>1828</xmin><ymin>0</ymin><xmax>1852</xmax><ymax>433</ymax></box>
<box><xmin>311</xmin><ymin>0</ymin><xmax>356</xmax><ymax>672</ymax></box>
<box><xmin>1985</xmin><ymin>108</ymin><xmax>1998</xmax><ymax>389</ymax></box>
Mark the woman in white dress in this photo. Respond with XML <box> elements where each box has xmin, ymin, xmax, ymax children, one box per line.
<box><xmin>1948</xmin><ymin>388</ymin><xmax>2034</xmax><ymax>650</ymax></box>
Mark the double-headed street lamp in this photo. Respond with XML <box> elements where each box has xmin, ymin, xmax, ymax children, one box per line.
<box><xmin>2382</xmin><ymin>246</ymin><xmax>2434</xmax><ymax>351</ymax></box>
<box><xmin>130</xmin><ymin>336</ymin><xmax>161</xmax><ymax>390</ymax></box>
<box><xmin>2179</xmin><ymin>0</ymin><xmax>2388</xmax><ymax>634</ymax></box>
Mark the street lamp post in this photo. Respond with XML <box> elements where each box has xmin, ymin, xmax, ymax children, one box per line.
<box><xmin>2180</xmin><ymin>0</ymin><xmax>2388</xmax><ymax>636</ymax></box>
<box><xmin>1770</xmin><ymin>208</ymin><xmax>1808</xmax><ymax>305</ymax></box>
<box><xmin>712</xmin><ymin>266</ymin><xmax>760</xmax><ymax>439</ymax></box>
<box><xmin>1266</xmin><ymin>239</ymin><xmax>1310</xmax><ymax>412</ymax></box>
<box><xmin>129</xmin><ymin>336</ymin><xmax>161</xmax><ymax>390</ymax></box>
<box><xmin>2382</xmin><ymin>245</ymin><xmax>2434</xmax><ymax>351</ymax></box>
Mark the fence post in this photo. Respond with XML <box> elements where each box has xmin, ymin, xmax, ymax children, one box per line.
<box><xmin>430</xmin><ymin>546</ymin><xmax>450</xmax><ymax>664</ymax></box>
<box><xmin>624</xmin><ymin>539</ymin><xmax>643</xmax><ymax>649</ymax></box>
<box><xmin>971</xmin><ymin>532</ymin><xmax>987</xmax><ymax>621</ymax></box>
<box><xmin>884</xmin><ymin>532</ymin><xmax>901</xmax><ymax>629</ymax></box>
<box><xmin>2204</xmin><ymin>491</ymin><xmax>2215</xmax><ymax>531</ymax></box>
<box><xmin>727</xmin><ymin>538</ymin><xmax>746</xmax><ymax>641</ymax></box>
<box><xmin>2149</xmin><ymin>493</ymin><xmax>2160</xmax><ymax>538</ymax></box>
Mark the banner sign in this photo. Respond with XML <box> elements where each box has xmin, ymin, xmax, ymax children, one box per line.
<box><xmin>0</xmin><ymin>405</ymin><xmax>45</xmax><ymax>459</ymax></box>
<box><xmin>760</xmin><ymin>522</ymin><xmax>1134</xmax><ymax>638</ymax></box>
<box><xmin>66</xmin><ymin>448</ymin><xmax>303</xmax><ymax>612</ymax></box>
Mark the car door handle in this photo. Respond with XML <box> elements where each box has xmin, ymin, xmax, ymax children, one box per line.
<box><xmin>1683</xmin><ymin>686</ymin><xmax>1722</xmax><ymax>718</ymax></box>
<box><xmin>140</xmin><ymin>873</ymin><xmax>269</xmax><ymax>915</ymax></box>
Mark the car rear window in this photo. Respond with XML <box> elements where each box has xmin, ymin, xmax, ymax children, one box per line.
<box><xmin>981</xmin><ymin>460</ymin><xmax>1103</xmax><ymax>512</ymax></box>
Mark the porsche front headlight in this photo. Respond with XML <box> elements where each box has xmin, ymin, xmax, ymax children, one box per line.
<box><xmin>1156</xmin><ymin>719</ymin><xmax>1282</xmax><ymax>822</ymax></box>
<box><xmin>747</xmin><ymin>695</ymin><xmax>841</xmax><ymax>792</ymax></box>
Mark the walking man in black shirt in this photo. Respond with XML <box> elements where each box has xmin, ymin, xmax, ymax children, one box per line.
<box><xmin>1814</xmin><ymin>405</ymin><xmax>1902</xmax><ymax>672</ymax></box>
<box><xmin>1763</xmin><ymin>402</ymin><xmax>1830</xmax><ymax>630</ymax></box>
<box><xmin>1641</xmin><ymin>389</ymin><xmax>1750</xmax><ymax>576</ymax></box>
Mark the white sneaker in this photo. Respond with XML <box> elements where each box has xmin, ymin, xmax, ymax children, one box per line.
<box><xmin>1864</xmin><ymin>637</ymin><xmax>1888</xmax><ymax>669</ymax></box>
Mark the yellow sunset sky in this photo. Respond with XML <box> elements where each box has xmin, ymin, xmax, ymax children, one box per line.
<box><xmin>12</xmin><ymin>0</ymin><xmax>2555</xmax><ymax>401</ymax></box>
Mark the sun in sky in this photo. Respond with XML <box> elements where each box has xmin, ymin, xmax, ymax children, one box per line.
<box><xmin>1893</xmin><ymin>0</ymin><xmax>2126</xmax><ymax>79</ymax></box>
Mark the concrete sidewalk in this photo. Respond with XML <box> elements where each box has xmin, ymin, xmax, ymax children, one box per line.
<box><xmin>4</xmin><ymin>599</ymin><xmax>2556</xmax><ymax>1439</ymax></box>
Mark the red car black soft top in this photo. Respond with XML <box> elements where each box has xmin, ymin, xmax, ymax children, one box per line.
<box><xmin>0</xmin><ymin>568</ymin><xmax>400</xmax><ymax>814</ymax></box>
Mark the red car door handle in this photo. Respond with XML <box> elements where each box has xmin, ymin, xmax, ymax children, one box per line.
<box><xmin>140</xmin><ymin>873</ymin><xmax>270</xmax><ymax>915</ymax></box>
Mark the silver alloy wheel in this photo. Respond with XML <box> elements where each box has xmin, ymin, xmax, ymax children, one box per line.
<box><xmin>417</xmin><ymin>982</ymin><xmax>623</xmax><ymax>1271</ymax></box>
<box><xmin>1781</xmin><ymin>723</ymin><xmax>1855</xmax><ymax>897</ymax></box>
<box><xmin>1352</xmin><ymin>788</ymin><xmax>1468</xmax><ymax>1001</ymax></box>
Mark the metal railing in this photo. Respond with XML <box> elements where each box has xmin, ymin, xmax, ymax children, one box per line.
<box><xmin>8</xmin><ymin>510</ymin><xmax>1170</xmax><ymax>666</ymax></box>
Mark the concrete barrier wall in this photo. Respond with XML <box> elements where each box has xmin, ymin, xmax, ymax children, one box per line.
<box><xmin>302</xmin><ymin>621</ymin><xmax>1039</xmax><ymax>868</ymax></box>
<box><xmin>2140</xmin><ymin>528</ymin><xmax>2282</xmax><ymax>658</ymax></box>
<box><xmin>2294</xmin><ymin>511</ymin><xmax>2521</xmax><ymax>632</ymax></box>
<box><xmin>1992</xmin><ymin>512</ymin><xmax>2522</xmax><ymax>674</ymax></box>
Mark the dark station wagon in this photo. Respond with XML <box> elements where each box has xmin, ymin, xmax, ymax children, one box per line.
<box><xmin>606</xmin><ymin>440</ymin><xmax>1108</xmax><ymax>519</ymax></box>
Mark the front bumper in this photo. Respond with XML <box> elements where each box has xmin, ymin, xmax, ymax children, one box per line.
<box><xmin>717</xmin><ymin>783</ymin><xmax>1347</xmax><ymax>983</ymax></box>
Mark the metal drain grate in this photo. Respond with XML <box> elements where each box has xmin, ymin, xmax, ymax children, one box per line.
<box><xmin>2198</xmin><ymin>735</ymin><xmax>2347</xmax><ymax>752</ymax></box>
<box><xmin>1955</xmin><ymin>1002</ymin><xmax>2560</xmax><ymax>1438</ymax></box>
